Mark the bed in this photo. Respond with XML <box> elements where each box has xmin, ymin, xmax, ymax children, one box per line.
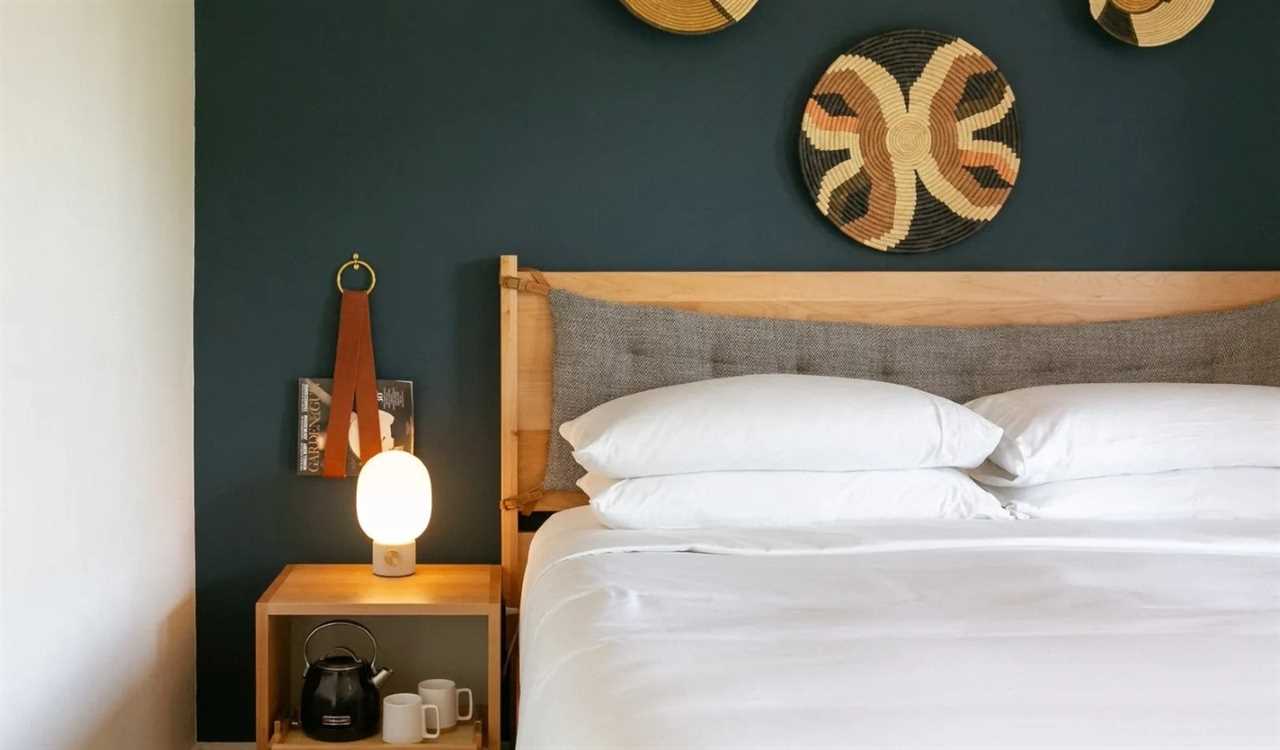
<box><xmin>497</xmin><ymin>256</ymin><xmax>1280</xmax><ymax>749</ymax></box>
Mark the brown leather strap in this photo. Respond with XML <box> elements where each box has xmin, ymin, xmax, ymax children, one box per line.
<box><xmin>500</xmin><ymin>488</ymin><xmax>544</xmax><ymax>515</ymax></box>
<box><xmin>323</xmin><ymin>291</ymin><xmax>382</xmax><ymax>477</ymax></box>
<box><xmin>500</xmin><ymin>268</ymin><xmax>551</xmax><ymax>295</ymax></box>
<box><xmin>352</xmin><ymin>295</ymin><xmax>381</xmax><ymax>459</ymax></box>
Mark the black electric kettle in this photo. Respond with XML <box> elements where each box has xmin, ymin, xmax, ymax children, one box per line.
<box><xmin>300</xmin><ymin>620</ymin><xmax>392</xmax><ymax>741</ymax></box>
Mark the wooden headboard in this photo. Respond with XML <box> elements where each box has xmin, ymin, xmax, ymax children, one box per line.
<box><xmin>498</xmin><ymin>254</ymin><xmax>1280</xmax><ymax>604</ymax></box>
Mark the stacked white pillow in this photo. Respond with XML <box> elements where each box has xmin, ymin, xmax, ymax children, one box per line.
<box><xmin>559</xmin><ymin>374</ymin><xmax>1010</xmax><ymax>529</ymax></box>
<box><xmin>966</xmin><ymin>383</ymin><xmax>1280</xmax><ymax>520</ymax></box>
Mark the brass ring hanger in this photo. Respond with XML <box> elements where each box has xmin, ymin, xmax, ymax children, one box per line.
<box><xmin>336</xmin><ymin>252</ymin><xmax>376</xmax><ymax>294</ymax></box>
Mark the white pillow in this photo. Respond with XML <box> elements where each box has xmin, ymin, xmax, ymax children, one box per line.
<box><xmin>990</xmin><ymin>467</ymin><xmax>1280</xmax><ymax>520</ymax></box>
<box><xmin>560</xmin><ymin>374</ymin><xmax>1003</xmax><ymax>478</ymax></box>
<box><xmin>967</xmin><ymin>383</ymin><xmax>1280</xmax><ymax>486</ymax></box>
<box><xmin>579</xmin><ymin>469</ymin><xmax>1011</xmax><ymax>530</ymax></box>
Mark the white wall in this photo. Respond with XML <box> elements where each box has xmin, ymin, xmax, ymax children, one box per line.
<box><xmin>1</xmin><ymin>2</ymin><xmax>195</xmax><ymax>749</ymax></box>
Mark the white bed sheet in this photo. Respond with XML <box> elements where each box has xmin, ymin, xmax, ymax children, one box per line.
<box><xmin>517</xmin><ymin>508</ymin><xmax>1280</xmax><ymax>750</ymax></box>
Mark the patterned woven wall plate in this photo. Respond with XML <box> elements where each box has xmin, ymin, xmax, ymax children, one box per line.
<box><xmin>798</xmin><ymin>30</ymin><xmax>1018</xmax><ymax>252</ymax></box>
<box><xmin>798</xmin><ymin>30</ymin><xmax>1021</xmax><ymax>253</ymax></box>
<box><xmin>1090</xmin><ymin>0</ymin><xmax>1214</xmax><ymax>47</ymax></box>
<box><xmin>620</xmin><ymin>0</ymin><xmax>758</xmax><ymax>35</ymax></box>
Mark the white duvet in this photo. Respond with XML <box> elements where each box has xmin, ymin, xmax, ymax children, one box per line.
<box><xmin>517</xmin><ymin>508</ymin><xmax>1280</xmax><ymax>750</ymax></box>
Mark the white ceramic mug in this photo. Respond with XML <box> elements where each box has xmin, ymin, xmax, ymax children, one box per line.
<box><xmin>417</xmin><ymin>678</ymin><xmax>473</xmax><ymax>731</ymax></box>
<box><xmin>382</xmin><ymin>693</ymin><xmax>440</xmax><ymax>743</ymax></box>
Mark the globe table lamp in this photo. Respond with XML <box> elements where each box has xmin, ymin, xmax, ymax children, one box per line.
<box><xmin>356</xmin><ymin>450</ymin><xmax>432</xmax><ymax>577</ymax></box>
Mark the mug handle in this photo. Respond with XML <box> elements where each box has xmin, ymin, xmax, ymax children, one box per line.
<box><xmin>457</xmin><ymin>688</ymin><xmax>474</xmax><ymax>720</ymax></box>
<box><xmin>421</xmin><ymin>704</ymin><xmax>441</xmax><ymax>739</ymax></box>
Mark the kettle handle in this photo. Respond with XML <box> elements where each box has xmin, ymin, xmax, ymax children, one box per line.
<box><xmin>302</xmin><ymin>619</ymin><xmax>379</xmax><ymax>676</ymax></box>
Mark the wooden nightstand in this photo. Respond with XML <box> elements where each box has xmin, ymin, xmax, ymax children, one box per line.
<box><xmin>256</xmin><ymin>564</ymin><xmax>501</xmax><ymax>750</ymax></box>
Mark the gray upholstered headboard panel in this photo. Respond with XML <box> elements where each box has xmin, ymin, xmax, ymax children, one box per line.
<box><xmin>543</xmin><ymin>289</ymin><xmax>1280</xmax><ymax>490</ymax></box>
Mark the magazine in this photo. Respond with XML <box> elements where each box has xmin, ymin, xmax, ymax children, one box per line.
<box><xmin>297</xmin><ymin>378</ymin><xmax>414</xmax><ymax>476</ymax></box>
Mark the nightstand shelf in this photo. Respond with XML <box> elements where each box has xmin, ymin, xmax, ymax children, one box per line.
<box><xmin>269</xmin><ymin>718</ymin><xmax>483</xmax><ymax>749</ymax></box>
<box><xmin>256</xmin><ymin>564</ymin><xmax>501</xmax><ymax>750</ymax></box>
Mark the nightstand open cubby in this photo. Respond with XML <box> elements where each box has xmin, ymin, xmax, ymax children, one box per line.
<box><xmin>255</xmin><ymin>564</ymin><xmax>501</xmax><ymax>750</ymax></box>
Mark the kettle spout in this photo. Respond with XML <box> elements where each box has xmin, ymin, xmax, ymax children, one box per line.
<box><xmin>371</xmin><ymin>667</ymin><xmax>393</xmax><ymax>688</ymax></box>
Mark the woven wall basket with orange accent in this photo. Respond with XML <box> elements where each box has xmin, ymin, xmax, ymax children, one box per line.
<box><xmin>1090</xmin><ymin>0</ymin><xmax>1214</xmax><ymax>47</ymax></box>
<box><xmin>620</xmin><ymin>0</ymin><xmax>758</xmax><ymax>35</ymax></box>
<box><xmin>798</xmin><ymin>30</ymin><xmax>1022</xmax><ymax>254</ymax></box>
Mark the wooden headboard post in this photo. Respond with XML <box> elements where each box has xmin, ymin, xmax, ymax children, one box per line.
<box><xmin>498</xmin><ymin>254</ymin><xmax>1280</xmax><ymax>608</ymax></box>
<box><xmin>498</xmin><ymin>255</ymin><xmax>520</xmax><ymax>605</ymax></box>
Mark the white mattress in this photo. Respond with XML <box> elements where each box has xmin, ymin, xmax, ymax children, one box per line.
<box><xmin>517</xmin><ymin>508</ymin><xmax>1280</xmax><ymax>750</ymax></box>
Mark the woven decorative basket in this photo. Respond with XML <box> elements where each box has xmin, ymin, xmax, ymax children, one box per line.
<box><xmin>1090</xmin><ymin>0</ymin><xmax>1214</xmax><ymax>47</ymax></box>
<box><xmin>798</xmin><ymin>30</ymin><xmax>1022</xmax><ymax>254</ymax></box>
<box><xmin>620</xmin><ymin>0</ymin><xmax>758</xmax><ymax>35</ymax></box>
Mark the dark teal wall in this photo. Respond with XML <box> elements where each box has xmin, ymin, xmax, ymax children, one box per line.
<box><xmin>194</xmin><ymin>0</ymin><xmax>1280</xmax><ymax>739</ymax></box>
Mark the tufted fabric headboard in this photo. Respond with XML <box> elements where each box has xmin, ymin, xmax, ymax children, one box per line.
<box><xmin>497</xmin><ymin>256</ymin><xmax>1280</xmax><ymax>604</ymax></box>
<box><xmin>543</xmin><ymin>290</ymin><xmax>1280</xmax><ymax>491</ymax></box>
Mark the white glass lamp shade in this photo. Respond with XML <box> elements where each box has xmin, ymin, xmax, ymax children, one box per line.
<box><xmin>356</xmin><ymin>450</ymin><xmax>431</xmax><ymax>576</ymax></box>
